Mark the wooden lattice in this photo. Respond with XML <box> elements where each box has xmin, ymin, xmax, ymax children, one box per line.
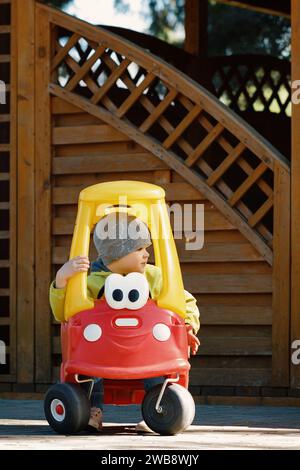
<box><xmin>97</xmin><ymin>27</ymin><xmax>291</xmax><ymax>118</ymax></box>
<box><xmin>210</xmin><ymin>56</ymin><xmax>291</xmax><ymax>117</ymax></box>
<box><xmin>46</xmin><ymin>11</ymin><xmax>291</xmax><ymax>266</ymax></box>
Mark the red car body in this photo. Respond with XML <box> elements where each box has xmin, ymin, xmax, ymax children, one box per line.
<box><xmin>60</xmin><ymin>299</ymin><xmax>190</xmax><ymax>405</ymax></box>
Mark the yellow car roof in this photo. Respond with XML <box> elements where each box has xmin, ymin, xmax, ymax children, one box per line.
<box><xmin>80</xmin><ymin>181</ymin><xmax>165</xmax><ymax>203</ymax></box>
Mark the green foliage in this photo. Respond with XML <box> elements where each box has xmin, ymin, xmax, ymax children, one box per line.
<box><xmin>114</xmin><ymin>0</ymin><xmax>290</xmax><ymax>58</ymax></box>
<box><xmin>208</xmin><ymin>2</ymin><xmax>290</xmax><ymax>58</ymax></box>
<box><xmin>47</xmin><ymin>0</ymin><xmax>291</xmax><ymax>59</ymax></box>
<box><xmin>114</xmin><ymin>0</ymin><xmax>184</xmax><ymax>41</ymax></box>
<box><xmin>145</xmin><ymin>0</ymin><xmax>185</xmax><ymax>41</ymax></box>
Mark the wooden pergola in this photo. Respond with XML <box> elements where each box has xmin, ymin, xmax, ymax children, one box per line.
<box><xmin>216</xmin><ymin>0</ymin><xmax>290</xmax><ymax>17</ymax></box>
<box><xmin>185</xmin><ymin>0</ymin><xmax>299</xmax><ymax>388</ymax></box>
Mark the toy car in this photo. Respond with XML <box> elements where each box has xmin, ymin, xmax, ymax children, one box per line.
<box><xmin>44</xmin><ymin>181</ymin><xmax>195</xmax><ymax>435</ymax></box>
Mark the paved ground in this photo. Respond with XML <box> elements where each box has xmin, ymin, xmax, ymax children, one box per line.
<box><xmin>1</xmin><ymin>400</ymin><xmax>300</xmax><ymax>450</ymax></box>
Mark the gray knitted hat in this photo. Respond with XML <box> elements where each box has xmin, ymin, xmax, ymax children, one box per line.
<box><xmin>93</xmin><ymin>213</ymin><xmax>151</xmax><ymax>265</ymax></box>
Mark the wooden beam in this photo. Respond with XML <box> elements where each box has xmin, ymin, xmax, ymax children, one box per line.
<box><xmin>193</xmin><ymin>338</ymin><xmax>272</xmax><ymax>356</ymax></box>
<box><xmin>182</xmin><ymin>273</ymin><xmax>272</xmax><ymax>294</ymax></box>
<box><xmin>52</xmin><ymin>153</ymin><xmax>168</xmax><ymax>174</ymax></box>
<box><xmin>184</xmin><ymin>0</ymin><xmax>208</xmax><ymax>57</ymax></box>
<box><xmin>207</xmin><ymin>142</ymin><xmax>245</xmax><ymax>186</ymax></box>
<box><xmin>51</xmin><ymin>32</ymin><xmax>80</xmax><ymax>71</ymax></box>
<box><xmin>116</xmin><ymin>72</ymin><xmax>156</xmax><ymax>118</ymax></box>
<box><xmin>162</xmin><ymin>104</ymin><xmax>202</xmax><ymax>149</ymax></box>
<box><xmin>248</xmin><ymin>196</ymin><xmax>273</xmax><ymax>228</ymax></box>
<box><xmin>185</xmin><ymin>122</ymin><xmax>224</xmax><ymax>167</ymax></box>
<box><xmin>0</xmin><ymin>55</ymin><xmax>10</xmax><ymax>63</ymax></box>
<box><xmin>65</xmin><ymin>44</ymin><xmax>106</xmax><ymax>92</ymax></box>
<box><xmin>9</xmin><ymin>0</ymin><xmax>18</xmax><ymax>382</ymax></box>
<box><xmin>35</xmin><ymin>3</ymin><xmax>52</xmax><ymax>384</ymax></box>
<box><xmin>139</xmin><ymin>88</ymin><xmax>178</xmax><ymax>133</ymax></box>
<box><xmin>0</xmin><ymin>25</ymin><xmax>11</xmax><ymax>33</ymax></box>
<box><xmin>16</xmin><ymin>0</ymin><xmax>35</xmax><ymax>384</ymax></box>
<box><xmin>190</xmin><ymin>368</ymin><xmax>272</xmax><ymax>386</ymax></box>
<box><xmin>52</xmin><ymin>124</ymin><xmax>130</xmax><ymax>145</ymax></box>
<box><xmin>291</xmin><ymin>0</ymin><xmax>300</xmax><ymax>388</ymax></box>
<box><xmin>228</xmin><ymin>162</ymin><xmax>267</xmax><ymax>207</ymax></box>
<box><xmin>0</xmin><ymin>114</ymin><xmax>10</xmax><ymax>122</ymax></box>
<box><xmin>214</xmin><ymin>0</ymin><xmax>291</xmax><ymax>18</ymax></box>
<box><xmin>272</xmin><ymin>163</ymin><xmax>290</xmax><ymax>386</ymax></box>
<box><xmin>0</xmin><ymin>144</ymin><xmax>10</xmax><ymax>152</ymax></box>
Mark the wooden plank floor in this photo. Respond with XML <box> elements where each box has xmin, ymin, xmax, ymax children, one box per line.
<box><xmin>0</xmin><ymin>400</ymin><xmax>300</xmax><ymax>450</ymax></box>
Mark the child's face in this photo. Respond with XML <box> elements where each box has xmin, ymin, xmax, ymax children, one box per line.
<box><xmin>107</xmin><ymin>246</ymin><xmax>150</xmax><ymax>274</ymax></box>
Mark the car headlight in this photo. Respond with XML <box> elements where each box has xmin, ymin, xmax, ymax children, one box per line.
<box><xmin>83</xmin><ymin>324</ymin><xmax>102</xmax><ymax>342</ymax></box>
<box><xmin>152</xmin><ymin>323</ymin><xmax>171</xmax><ymax>342</ymax></box>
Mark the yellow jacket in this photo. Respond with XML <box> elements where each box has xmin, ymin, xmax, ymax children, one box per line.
<box><xmin>49</xmin><ymin>264</ymin><xmax>200</xmax><ymax>333</ymax></box>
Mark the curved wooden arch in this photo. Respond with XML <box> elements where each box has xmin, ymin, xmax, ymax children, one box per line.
<box><xmin>40</xmin><ymin>3</ymin><xmax>291</xmax><ymax>266</ymax></box>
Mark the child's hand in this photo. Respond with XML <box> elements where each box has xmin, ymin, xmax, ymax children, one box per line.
<box><xmin>186</xmin><ymin>325</ymin><xmax>200</xmax><ymax>355</ymax></box>
<box><xmin>55</xmin><ymin>256</ymin><xmax>90</xmax><ymax>288</ymax></box>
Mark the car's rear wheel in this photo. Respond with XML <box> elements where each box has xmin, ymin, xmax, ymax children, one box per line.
<box><xmin>142</xmin><ymin>383</ymin><xmax>195</xmax><ymax>435</ymax></box>
<box><xmin>185</xmin><ymin>387</ymin><xmax>196</xmax><ymax>428</ymax></box>
<box><xmin>44</xmin><ymin>383</ymin><xmax>90</xmax><ymax>434</ymax></box>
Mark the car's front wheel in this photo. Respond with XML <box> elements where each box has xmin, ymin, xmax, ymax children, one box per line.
<box><xmin>142</xmin><ymin>383</ymin><xmax>195</xmax><ymax>435</ymax></box>
<box><xmin>44</xmin><ymin>382</ymin><xmax>90</xmax><ymax>434</ymax></box>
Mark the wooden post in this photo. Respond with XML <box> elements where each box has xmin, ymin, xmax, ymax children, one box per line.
<box><xmin>9</xmin><ymin>0</ymin><xmax>18</xmax><ymax>383</ymax></box>
<box><xmin>291</xmin><ymin>0</ymin><xmax>300</xmax><ymax>389</ymax></box>
<box><xmin>272</xmin><ymin>163</ymin><xmax>290</xmax><ymax>386</ymax></box>
<box><xmin>35</xmin><ymin>3</ymin><xmax>52</xmax><ymax>384</ymax></box>
<box><xmin>184</xmin><ymin>0</ymin><xmax>208</xmax><ymax>57</ymax></box>
<box><xmin>16</xmin><ymin>0</ymin><xmax>36</xmax><ymax>385</ymax></box>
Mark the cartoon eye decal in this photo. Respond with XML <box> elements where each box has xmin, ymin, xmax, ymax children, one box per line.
<box><xmin>125</xmin><ymin>273</ymin><xmax>149</xmax><ymax>310</ymax></box>
<box><xmin>112</xmin><ymin>289</ymin><xmax>123</xmax><ymax>302</ymax></box>
<box><xmin>105</xmin><ymin>273</ymin><xmax>127</xmax><ymax>309</ymax></box>
<box><xmin>105</xmin><ymin>272</ymin><xmax>149</xmax><ymax>310</ymax></box>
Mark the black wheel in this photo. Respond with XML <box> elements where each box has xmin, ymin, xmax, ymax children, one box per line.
<box><xmin>44</xmin><ymin>383</ymin><xmax>90</xmax><ymax>434</ymax></box>
<box><xmin>142</xmin><ymin>383</ymin><xmax>195</xmax><ymax>435</ymax></box>
<box><xmin>185</xmin><ymin>388</ymin><xmax>196</xmax><ymax>428</ymax></box>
